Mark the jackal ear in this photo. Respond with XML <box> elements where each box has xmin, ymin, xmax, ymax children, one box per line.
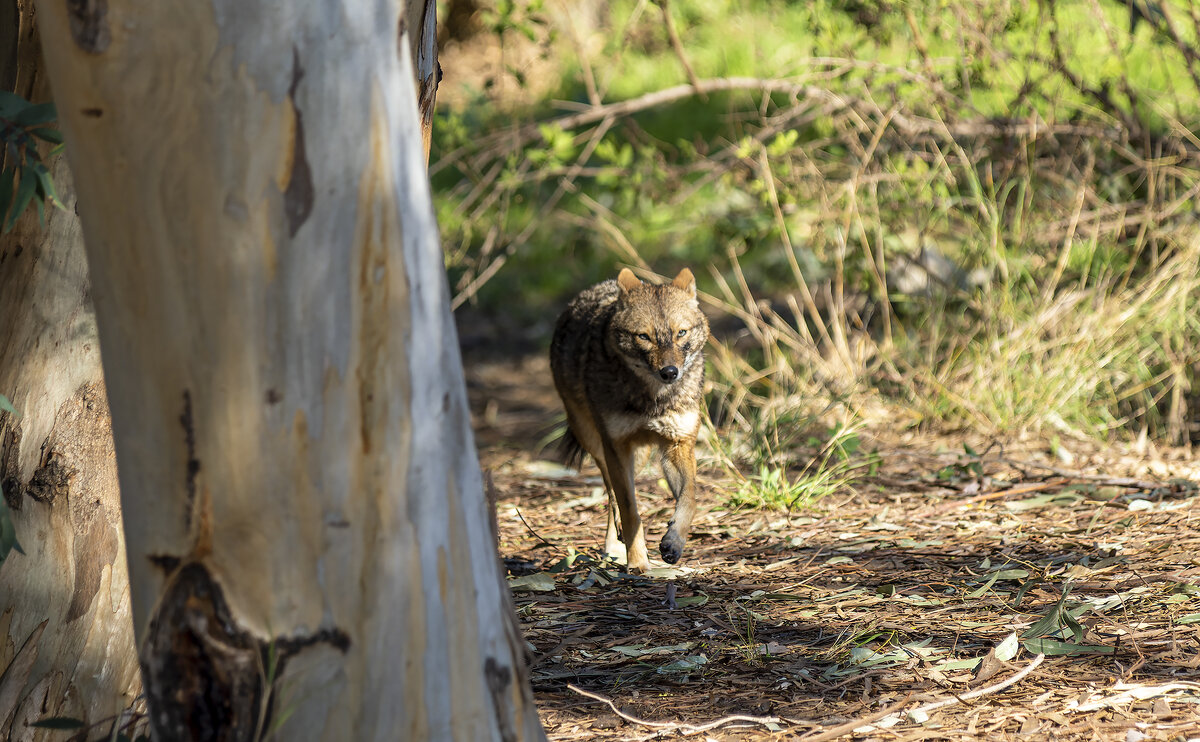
<box><xmin>672</xmin><ymin>268</ymin><xmax>696</xmax><ymax>298</ymax></box>
<box><xmin>617</xmin><ymin>268</ymin><xmax>641</xmax><ymax>294</ymax></box>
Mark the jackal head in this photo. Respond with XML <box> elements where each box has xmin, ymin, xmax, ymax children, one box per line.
<box><xmin>609</xmin><ymin>268</ymin><xmax>709</xmax><ymax>390</ymax></box>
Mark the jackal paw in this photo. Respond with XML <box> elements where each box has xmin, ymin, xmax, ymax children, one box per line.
<box><xmin>603</xmin><ymin>542</ymin><xmax>627</xmax><ymax>563</ymax></box>
<box><xmin>659</xmin><ymin>531</ymin><xmax>685</xmax><ymax>564</ymax></box>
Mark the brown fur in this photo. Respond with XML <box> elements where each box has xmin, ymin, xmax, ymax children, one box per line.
<box><xmin>550</xmin><ymin>268</ymin><xmax>709</xmax><ymax>571</ymax></box>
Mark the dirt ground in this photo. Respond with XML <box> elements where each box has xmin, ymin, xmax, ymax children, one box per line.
<box><xmin>465</xmin><ymin>352</ymin><xmax>1200</xmax><ymax>741</ymax></box>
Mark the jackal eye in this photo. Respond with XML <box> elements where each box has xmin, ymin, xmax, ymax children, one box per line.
<box><xmin>637</xmin><ymin>332</ymin><xmax>651</xmax><ymax>342</ymax></box>
<box><xmin>677</xmin><ymin>328</ymin><xmax>688</xmax><ymax>338</ymax></box>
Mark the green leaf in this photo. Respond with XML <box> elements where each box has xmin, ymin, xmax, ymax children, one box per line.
<box><xmin>1022</xmin><ymin>585</ymin><xmax>1077</xmax><ymax>640</ymax></box>
<box><xmin>4</xmin><ymin>168</ymin><xmax>37</xmax><ymax>233</ymax></box>
<box><xmin>28</xmin><ymin>717</ymin><xmax>87</xmax><ymax>730</ymax></box>
<box><xmin>611</xmin><ymin>642</ymin><xmax>694</xmax><ymax>657</ymax></box>
<box><xmin>993</xmin><ymin>569</ymin><xmax>1030</xmax><ymax>580</ymax></box>
<box><xmin>0</xmin><ymin>497</ymin><xmax>23</xmax><ymax>564</ymax></box>
<box><xmin>546</xmin><ymin>547</ymin><xmax>579</xmax><ymax>573</ymax></box>
<box><xmin>0</xmin><ymin>393</ymin><xmax>16</xmax><ymax>416</ymax></box>
<box><xmin>28</xmin><ymin>124</ymin><xmax>54</xmax><ymax>145</ymax></box>
<box><xmin>1013</xmin><ymin>578</ymin><xmax>1037</xmax><ymax>607</ymax></box>
<box><xmin>1020</xmin><ymin>638</ymin><xmax>1111</xmax><ymax>655</ymax></box>
<box><xmin>966</xmin><ymin>571</ymin><xmax>1000</xmax><ymax>599</ymax></box>
<box><xmin>1005</xmin><ymin>492</ymin><xmax>1082</xmax><ymax>511</ymax></box>
<box><xmin>30</xmin><ymin>161</ymin><xmax>64</xmax><ymax>210</ymax></box>
<box><xmin>30</xmin><ymin>127</ymin><xmax>64</xmax><ymax>145</ymax></box>
<box><xmin>767</xmin><ymin>130</ymin><xmax>800</xmax><ymax>157</ymax></box>
<box><xmin>1022</xmin><ymin>610</ymin><xmax>1063</xmax><ymax>639</ymax></box>
<box><xmin>0</xmin><ymin>91</ymin><xmax>28</xmax><ymax>118</ymax></box>
<box><xmin>934</xmin><ymin>657</ymin><xmax>982</xmax><ymax>671</ymax></box>
<box><xmin>995</xmin><ymin>632</ymin><xmax>1021</xmax><ymax>661</ymax></box>
<box><xmin>12</xmin><ymin>101</ymin><xmax>56</xmax><ymax>128</ymax></box>
<box><xmin>656</xmin><ymin>654</ymin><xmax>707</xmax><ymax>673</ymax></box>
<box><xmin>1062</xmin><ymin>610</ymin><xmax>1086</xmax><ymax>643</ymax></box>
<box><xmin>538</xmin><ymin>123</ymin><xmax>562</xmax><ymax>144</ymax></box>
<box><xmin>508</xmin><ymin>572</ymin><xmax>556</xmax><ymax>592</ymax></box>
<box><xmin>643</xmin><ymin>565</ymin><xmax>693</xmax><ymax>579</ymax></box>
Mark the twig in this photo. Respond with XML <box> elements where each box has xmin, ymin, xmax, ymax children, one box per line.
<box><xmin>542</xmin><ymin>77</ymin><xmax>1119</xmax><ymax>145</ymax></box>
<box><xmin>562</xmin><ymin>0</ymin><xmax>602</xmax><ymax>107</ymax></box>
<box><xmin>994</xmin><ymin>457</ymin><xmax>1166</xmax><ymax>492</ymax></box>
<box><xmin>514</xmin><ymin>507</ymin><xmax>559</xmax><ymax>551</ymax></box>
<box><xmin>756</xmin><ymin>147</ymin><xmax>837</xmax><ymax>359</ymax></box>
<box><xmin>928</xmin><ymin>477</ymin><xmax>1070</xmax><ymax>514</ymax></box>
<box><xmin>432</xmin><ymin>75</ymin><xmax>1123</xmax><ymax>177</ymax></box>
<box><xmin>532</xmin><ymin>627</ymin><xmax>592</xmax><ymax>668</ymax></box>
<box><xmin>567</xmin><ymin>683</ymin><xmax>802</xmax><ymax>735</ymax></box>
<box><xmin>855</xmin><ymin>653</ymin><xmax>1046</xmax><ymax>733</ymax></box>
<box><xmin>881</xmin><ymin>449</ymin><xmax>1174</xmax><ymax>493</ymax></box>
<box><xmin>655</xmin><ymin>0</ymin><xmax>706</xmax><ymax>101</ymax></box>
<box><xmin>452</xmin><ymin>116</ymin><xmax>615</xmax><ymax>309</ymax></box>
<box><xmin>596</xmin><ymin>0</ymin><xmax>652</xmax><ymax>101</ymax></box>
<box><xmin>795</xmin><ymin>694</ymin><xmax>914</xmax><ymax>741</ymax></box>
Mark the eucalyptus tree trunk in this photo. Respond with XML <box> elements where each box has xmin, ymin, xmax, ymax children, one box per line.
<box><xmin>0</xmin><ymin>1</ymin><xmax>140</xmax><ymax>737</ymax></box>
<box><xmin>34</xmin><ymin>0</ymin><xmax>544</xmax><ymax>739</ymax></box>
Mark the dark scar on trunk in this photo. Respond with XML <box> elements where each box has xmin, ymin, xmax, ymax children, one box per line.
<box><xmin>143</xmin><ymin>563</ymin><xmax>350</xmax><ymax>741</ymax></box>
<box><xmin>66</xmin><ymin>0</ymin><xmax>111</xmax><ymax>54</ymax></box>
<box><xmin>283</xmin><ymin>46</ymin><xmax>315</xmax><ymax>238</ymax></box>
<box><xmin>180</xmin><ymin>390</ymin><xmax>200</xmax><ymax>530</ymax></box>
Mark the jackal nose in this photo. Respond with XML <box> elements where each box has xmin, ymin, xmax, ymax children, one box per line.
<box><xmin>659</xmin><ymin>365</ymin><xmax>679</xmax><ymax>382</ymax></box>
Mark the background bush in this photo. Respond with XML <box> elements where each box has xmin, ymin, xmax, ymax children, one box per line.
<box><xmin>433</xmin><ymin>0</ymin><xmax>1200</xmax><ymax>453</ymax></box>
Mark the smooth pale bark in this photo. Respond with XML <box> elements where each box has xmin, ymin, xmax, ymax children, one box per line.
<box><xmin>0</xmin><ymin>1</ymin><xmax>140</xmax><ymax>736</ymax></box>
<box><xmin>35</xmin><ymin>0</ymin><xmax>543</xmax><ymax>740</ymax></box>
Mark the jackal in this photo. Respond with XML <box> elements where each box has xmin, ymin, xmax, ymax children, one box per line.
<box><xmin>550</xmin><ymin>268</ymin><xmax>709</xmax><ymax>572</ymax></box>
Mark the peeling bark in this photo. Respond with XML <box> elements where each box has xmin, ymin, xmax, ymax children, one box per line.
<box><xmin>405</xmin><ymin>0</ymin><xmax>440</xmax><ymax>161</ymax></box>
<box><xmin>34</xmin><ymin>0</ymin><xmax>542</xmax><ymax>738</ymax></box>
<box><xmin>0</xmin><ymin>1</ymin><xmax>140</xmax><ymax>737</ymax></box>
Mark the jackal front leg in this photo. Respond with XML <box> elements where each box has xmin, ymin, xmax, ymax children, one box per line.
<box><xmin>603</xmin><ymin>490</ymin><xmax>626</xmax><ymax>562</ymax></box>
<box><xmin>586</xmin><ymin>449</ymin><xmax>627</xmax><ymax>562</ymax></box>
<box><xmin>603</xmin><ymin>439</ymin><xmax>649</xmax><ymax>572</ymax></box>
<box><xmin>659</xmin><ymin>440</ymin><xmax>698</xmax><ymax>564</ymax></box>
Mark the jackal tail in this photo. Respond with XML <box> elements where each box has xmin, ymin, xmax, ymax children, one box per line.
<box><xmin>557</xmin><ymin>426</ymin><xmax>587</xmax><ymax>471</ymax></box>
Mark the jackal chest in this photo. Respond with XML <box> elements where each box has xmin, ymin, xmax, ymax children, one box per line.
<box><xmin>602</xmin><ymin>407</ymin><xmax>700</xmax><ymax>444</ymax></box>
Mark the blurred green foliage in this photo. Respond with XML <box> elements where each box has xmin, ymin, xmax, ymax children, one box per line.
<box><xmin>0</xmin><ymin>92</ymin><xmax>64</xmax><ymax>233</ymax></box>
<box><xmin>434</xmin><ymin>0</ymin><xmax>1200</xmax><ymax>447</ymax></box>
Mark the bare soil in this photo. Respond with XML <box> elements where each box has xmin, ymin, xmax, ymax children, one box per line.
<box><xmin>466</xmin><ymin>353</ymin><xmax>1200</xmax><ymax>741</ymax></box>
